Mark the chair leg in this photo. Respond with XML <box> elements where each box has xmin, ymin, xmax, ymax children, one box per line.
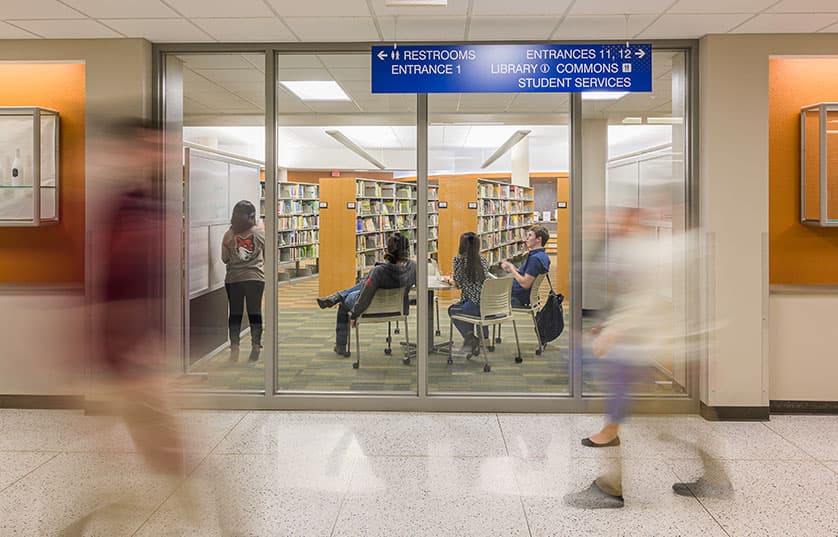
<box><xmin>385</xmin><ymin>322</ymin><xmax>393</xmax><ymax>355</ymax></box>
<box><xmin>435</xmin><ymin>296</ymin><xmax>441</xmax><ymax>336</ymax></box>
<box><xmin>478</xmin><ymin>325</ymin><xmax>490</xmax><ymax>372</ymax></box>
<box><xmin>488</xmin><ymin>325</ymin><xmax>495</xmax><ymax>352</ymax></box>
<box><xmin>495</xmin><ymin>324</ymin><xmax>503</xmax><ymax>344</ymax></box>
<box><xmin>512</xmin><ymin>320</ymin><xmax>523</xmax><ymax>364</ymax></box>
<box><xmin>531</xmin><ymin>311</ymin><xmax>544</xmax><ymax>355</ymax></box>
<box><xmin>447</xmin><ymin>318</ymin><xmax>454</xmax><ymax>365</ymax></box>
<box><xmin>353</xmin><ymin>324</ymin><xmax>360</xmax><ymax>369</ymax></box>
<box><xmin>394</xmin><ymin>321</ymin><xmax>400</xmax><ymax>334</ymax></box>
<box><xmin>402</xmin><ymin>319</ymin><xmax>411</xmax><ymax>365</ymax></box>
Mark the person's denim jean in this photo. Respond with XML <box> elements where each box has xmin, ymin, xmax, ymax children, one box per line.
<box><xmin>448</xmin><ymin>299</ymin><xmax>489</xmax><ymax>341</ymax></box>
<box><xmin>335</xmin><ymin>282</ymin><xmax>363</xmax><ymax>347</ymax></box>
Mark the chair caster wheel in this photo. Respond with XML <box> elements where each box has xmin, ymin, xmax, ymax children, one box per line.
<box><xmin>465</xmin><ymin>353</ymin><xmax>473</xmax><ymax>360</ymax></box>
<box><xmin>352</xmin><ymin>362</ymin><xmax>359</xmax><ymax>369</ymax></box>
<box><xmin>483</xmin><ymin>364</ymin><xmax>491</xmax><ymax>372</ymax></box>
<box><xmin>435</xmin><ymin>330</ymin><xmax>441</xmax><ymax>336</ymax></box>
<box><xmin>488</xmin><ymin>345</ymin><xmax>495</xmax><ymax>352</ymax></box>
<box><xmin>344</xmin><ymin>351</ymin><xmax>351</xmax><ymax>358</ymax></box>
<box><xmin>535</xmin><ymin>348</ymin><xmax>542</xmax><ymax>356</ymax></box>
<box><xmin>447</xmin><ymin>358</ymin><xmax>453</xmax><ymax>365</ymax></box>
<box><xmin>386</xmin><ymin>337</ymin><xmax>391</xmax><ymax>343</ymax></box>
<box><xmin>384</xmin><ymin>348</ymin><xmax>392</xmax><ymax>355</ymax></box>
<box><xmin>394</xmin><ymin>328</ymin><xmax>400</xmax><ymax>334</ymax></box>
<box><xmin>402</xmin><ymin>357</ymin><xmax>411</xmax><ymax>365</ymax></box>
<box><xmin>515</xmin><ymin>356</ymin><xmax>523</xmax><ymax>364</ymax></box>
<box><xmin>495</xmin><ymin>337</ymin><xmax>502</xmax><ymax>344</ymax></box>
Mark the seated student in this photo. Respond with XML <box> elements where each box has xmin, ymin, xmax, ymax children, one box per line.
<box><xmin>500</xmin><ymin>224</ymin><xmax>551</xmax><ymax>307</ymax></box>
<box><xmin>316</xmin><ymin>233</ymin><xmax>417</xmax><ymax>355</ymax></box>
<box><xmin>444</xmin><ymin>232</ymin><xmax>490</xmax><ymax>354</ymax></box>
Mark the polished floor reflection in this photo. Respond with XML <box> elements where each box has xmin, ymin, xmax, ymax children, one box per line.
<box><xmin>1</xmin><ymin>409</ymin><xmax>836</xmax><ymax>536</ymax></box>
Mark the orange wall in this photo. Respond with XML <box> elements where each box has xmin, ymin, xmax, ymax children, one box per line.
<box><xmin>769</xmin><ymin>58</ymin><xmax>838</xmax><ymax>284</ymax></box>
<box><xmin>0</xmin><ymin>63</ymin><xmax>85</xmax><ymax>284</ymax></box>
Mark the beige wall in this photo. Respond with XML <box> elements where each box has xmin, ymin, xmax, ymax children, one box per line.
<box><xmin>0</xmin><ymin>39</ymin><xmax>152</xmax><ymax>395</ymax></box>
<box><xmin>700</xmin><ymin>33</ymin><xmax>838</xmax><ymax>408</ymax></box>
<box><xmin>769</xmin><ymin>291</ymin><xmax>838</xmax><ymax>401</ymax></box>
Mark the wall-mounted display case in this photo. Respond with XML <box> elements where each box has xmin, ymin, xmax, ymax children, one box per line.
<box><xmin>801</xmin><ymin>102</ymin><xmax>838</xmax><ymax>227</ymax></box>
<box><xmin>0</xmin><ymin>107</ymin><xmax>60</xmax><ymax>226</ymax></box>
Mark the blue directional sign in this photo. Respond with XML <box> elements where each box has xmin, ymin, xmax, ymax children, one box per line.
<box><xmin>371</xmin><ymin>44</ymin><xmax>651</xmax><ymax>94</ymax></box>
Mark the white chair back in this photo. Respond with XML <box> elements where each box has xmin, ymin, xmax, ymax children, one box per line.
<box><xmin>478</xmin><ymin>277</ymin><xmax>513</xmax><ymax>320</ymax></box>
<box><xmin>527</xmin><ymin>273</ymin><xmax>548</xmax><ymax>309</ymax></box>
<box><xmin>361</xmin><ymin>287</ymin><xmax>407</xmax><ymax>318</ymax></box>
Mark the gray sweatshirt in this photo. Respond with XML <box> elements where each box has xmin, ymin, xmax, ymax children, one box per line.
<box><xmin>222</xmin><ymin>225</ymin><xmax>265</xmax><ymax>283</ymax></box>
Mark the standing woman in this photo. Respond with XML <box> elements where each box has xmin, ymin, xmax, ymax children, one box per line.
<box><xmin>222</xmin><ymin>200</ymin><xmax>265</xmax><ymax>362</ymax></box>
<box><xmin>446</xmin><ymin>232</ymin><xmax>490</xmax><ymax>353</ymax></box>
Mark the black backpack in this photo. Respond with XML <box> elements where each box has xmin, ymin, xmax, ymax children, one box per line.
<box><xmin>535</xmin><ymin>275</ymin><xmax>564</xmax><ymax>344</ymax></box>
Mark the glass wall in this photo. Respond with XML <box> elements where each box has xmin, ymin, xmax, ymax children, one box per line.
<box><xmin>162</xmin><ymin>44</ymin><xmax>695</xmax><ymax>407</ymax></box>
<box><xmin>427</xmin><ymin>94</ymin><xmax>571</xmax><ymax>394</ymax></box>
<box><xmin>275</xmin><ymin>53</ymin><xmax>418</xmax><ymax>393</ymax></box>
<box><xmin>580</xmin><ymin>50</ymin><xmax>689</xmax><ymax>398</ymax></box>
<box><xmin>175</xmin><ymin>53</ymin><xmax>267</xmax><ymax>392</ymax></box>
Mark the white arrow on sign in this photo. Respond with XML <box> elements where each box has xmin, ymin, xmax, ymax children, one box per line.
<box><xmin>635</xmin><ymin>49</ymin><xmax>646</xmax><ymax>59</ymax></box>
<box><xmin>377</xmin><ymin>50</ymin><xmax>387</xmax><ymax>61</ymax></box>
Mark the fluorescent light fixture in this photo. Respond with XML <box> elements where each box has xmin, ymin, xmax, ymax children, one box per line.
<box><xmin>582</xmin><ymin>91</ymin><xmax>628</xmax><ymax>101</ymax></box>
<box><xmin>386</xmin><ymin>0</ymin><xmax>447</xmax><ymax>5</ymax></box>
<box><xmin>279</xmin><ymin>81</ymin><xmax>350</xmax><ymax>101</ymax></box>
<box><xmin>481</xmin><ymin>130</ymin><xmax>531</xmax><ymax>169</ymax></box>
<box><xmin>622</xmin><ymin>117</ymin><xmax>642</xmax><ymax>125</ymax></box>
<box><xmin>647</xmin><ymin>116</ymin><xmax>684</xmax><ymax>125</ymax></box>
<box><xmin>325</xmin><ymin>130</ymin><xmax>386</xmax><ymax>170</ymax></box>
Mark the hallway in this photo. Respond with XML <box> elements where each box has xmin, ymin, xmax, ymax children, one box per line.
<box><xmin>0</xmin><ymin>409</ymin><xmax>835</xmax><ymax>536</ymax></box>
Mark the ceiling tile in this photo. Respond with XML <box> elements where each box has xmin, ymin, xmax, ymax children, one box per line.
<box><xmin>769</xmin><ymin>0</ymin><xmax>838</xmax><ymax>13</ymax></box>
<box><xmin>305</xmin><ymin>101</ymin><xmax>362</xmax><ymax>113</ymax></box>
<box><xmin>164</xmin><ymin>0</ymin><xmax>275</xmax><ymax>18</ymax></box>
<box><xmin>282</xmin><ymin>17</ymin><xmax>379</xmax><ymax>41</ymax></box>
<box><xmin>556</xmin><ymin>14</ymin><xmax>657</xmax><ymax>39</ymax></box>
<box><xmin>193</xmin><ymin>18</ymin><xmax>297</xmax><ymax>42</ymax></box>
<box><xmin>732</xmin><ymin>13</ymin><xmax>838</xmax><ymax>32</ymax></box>
<box><xmin>179</xmin><ymin>54</ymin><xmax>256</xmax><ymax>69</ymax></box>
<box><xmin>195</xmin><ymin>68</ymin><xmax>265</xmax><ymax>83</ymax></box>
<box><xmin>472</xmin><ymin>0</ymin><xmax>573</xmax><ymax>16</ymax></box>
<box><xmin>570</xmin><ymin>0</ymin><xmax>673</xmax><ymax>15</ymax></box>
<box><xmin>184</xmin><ymin>97</ymin><xmax>213</xmax><ymax>114</ymax></box>
<box><xmin>468</xmin><ymin>16</ymin><xmax>557</xmax><ymax>40</ymax></box>
<box><xmin>319</xmin><ymin>55</ymin><xmax>369</xmax><ymax>68</ymax></box>
<box><xmin>105</xmin><ymin>18</ymin><xmax>212</xmax><ymax>41</ymax></box>
<box><xmin>266</xmin><ymin>0</ymin><xmax>371</xmax><ymax>17</ymax></box>
<box><xmin>506</xmin><ymin>94</ymin><xmax>569</xmax><ymax>113</ymax></box>
<box><xmin>0</xmin><ymin>21</ymin><xmax>39</xmax><ymax>38</ymax></box>
<box><xmin>12</xmin><ymin>19</ymin><xmax>120</xmax><ymax>38</ymax></box>
<box><xmin>329</xmin><ymin>68</ymin><xmax>370</xmax><ymax>82</ymax></box>
<box><xmin>639</xmin><ymin>13</ymin><xmax>751</xmax><ymax>38</ymax></box>
<box><xmin>277</xmin><ymin>55</ymin><xmax>323</xmax><ymax>68</ymax></box>
<box><xmin>379</xmin><ymin>16</ymin><xmax>466</xmax><ymax>40</ymax></box>
<box><xmin>0</xmin><ymin>0</ymin><xmax>84</xmax><ymax>19</ymax></box>
<box><xmin>276</xmin><ymin>68</ymin><xmax>333</xmax><ymax>81</ymax></box>
<box><xmin>371</xmin><ymin>0</ymin><xmax>468</xmax><ymax>16</ymax></box>
<box><xmin>242</xmin><ymin>54</ymin><xmax>265</xmax><ymax>70</ymax></box>
<box><xmin>61</xmin><ymin>0</ymin><xmax>179</xmax><ymax>18</ymax></box>
<box><xmin>669</xmin><ymin>0</ymin><xmax>777</xmax><ymax>13</ymax></box>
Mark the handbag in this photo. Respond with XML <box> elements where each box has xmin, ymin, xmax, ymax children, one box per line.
<box><xmin>535</xmin><ymin>274</ymin><xmax>564</xmax><ymax>344</ymax></box>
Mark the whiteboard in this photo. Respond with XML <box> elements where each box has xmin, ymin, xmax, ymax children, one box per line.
<box><xmin>189</xmin><ymin>155</ymin><xmax>229</xmax><ymax>224</ymax></box>
<box><xmin>209</xmin><ymin>223</ymin><xmax>228</xmax><ymax>291</ymax></box>
<box><xmin>189</xmin><ymin>225</ymin><xmax>209</xmax><ymax>296</ymax></box>
<box><xmin>229</xmin><ymin>161</ymin><xmax>261</xmax><ymax>220</ymax></box>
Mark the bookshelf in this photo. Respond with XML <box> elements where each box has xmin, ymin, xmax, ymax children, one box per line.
<box><xmin>438</xmin><ymin>176</ymin><xmax>535</xmax><ymax>275</ymax></box>
<box><xmin>277</xmin><ymin>181</ymin><xmax>319</xmax><ymax>277</ymax></box>
<box><xmin>319</xmin><ymin>177</ymin><xmax>436</xmax><ymax>296</ymax></box>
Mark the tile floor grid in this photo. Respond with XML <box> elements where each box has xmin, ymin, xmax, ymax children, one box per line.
<box><xmin>129</xmin><ymin>410</ymin><xmax>250</xmax><ymax>537</ymax></box>
<box><xmin>760</xmin><ymin>417</ymin><xmax>838</xmax><ymax>476</ymax></box>
<box><xmin>0</xmin><ymin>452</ymin><xmax>60</xmax><ymax>494</ymax></box>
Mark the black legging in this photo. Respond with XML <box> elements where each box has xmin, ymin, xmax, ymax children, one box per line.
<box><xmin>225</xmin><ymin>280</ymin><xmax>265</xmax><ymax>347</ymax></box>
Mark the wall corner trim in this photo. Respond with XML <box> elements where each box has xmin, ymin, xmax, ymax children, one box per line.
<box><xmin>700</xmin><ymin>401</ymin><xmax>770</xmax><ymax>421</ymax></box>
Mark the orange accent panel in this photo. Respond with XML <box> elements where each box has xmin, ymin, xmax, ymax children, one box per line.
<box><xmin>318</xmin><ymin>177</ymin><xmax>358</xmax><ymax>296</ymax></box>
<box><xmin>769</xmin><ymin>58</ymin><xmax>838</xmax><ymax>284</ymax></box>
<box><xmin>0</xmin><ymin>63</ymin><xmax>85</xmax><ymax>284</ymax></box>
<box><xmin>437</xmin><ymin>175</ymin><xmax>478</xmax><ymax>276</ymax></box>
<box><xmin>554</xmin><ymin>174</ymin><xmax>570</xmax><ymax>295</ymax></box>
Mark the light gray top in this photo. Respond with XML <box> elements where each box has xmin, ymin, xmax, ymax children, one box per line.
<box><xmin>222</xmin><ymin>225</ymin><xmax>265</xmax><ymax>283</ymax></box>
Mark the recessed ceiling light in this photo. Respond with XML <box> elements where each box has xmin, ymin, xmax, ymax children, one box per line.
<box><xmin>582</xmin><ymin>91</ymin><xmax>629</xmax><ymax>101</ymax></box>
<box><xmin>622</xmin><ymin>117</ymin><xmax>642</xmax><ymax>124</ymax></box>
<box><xmin>279</xmin><ymin>81</ymin><xmax>350</xmax><ymax>101</ymax></box>
<box><xmin>386</xmin><ymin>0</ymin><xmax>447</xmax><ymax>5</ymax></box>
<box><xmin>647</xmin><ymin>116</ymin><xmax>684</xmax><ymax>124</ymax></box>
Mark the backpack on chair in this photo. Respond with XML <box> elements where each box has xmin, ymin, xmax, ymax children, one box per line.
<box><xmin>535</xmin><ymin>275</ymin><xmax>564</xmax><ymax>344</ymax></box>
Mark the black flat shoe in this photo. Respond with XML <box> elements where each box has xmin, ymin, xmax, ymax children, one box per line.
<box><xmin>317</xmin><ymin>293</ymin><xmax>342</xmax><ymax>309</ymax></box>
<box><xmin>581</xmin><ymin>436</ymin><xmax>621</xmax><ymax>448</ymax></box>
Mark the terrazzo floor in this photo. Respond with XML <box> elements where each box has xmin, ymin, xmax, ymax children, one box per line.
<box><xmin>1</xmin><ymin>410</ymin><xmax>836</xmax><ymax>536</ymax></box>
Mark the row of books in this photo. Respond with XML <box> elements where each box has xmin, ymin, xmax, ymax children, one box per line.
<box><xmin>357</xmin><ymin>199</ymin><xmax>415</xmax><ymax>216</ymax></box>
<box><xmin>478</xmin><ymin>182</ymin><xmax>534</xmax><ymax>201</ymax></box>
<box><xmin>356</xmin><ymin>181</ymin><xmax>415</xmax><ymax>200</ymax></box>
<box><xmin>357</xmin><ymin>214</ymin><xmax>417</xmax><ymax>233</ymax></box>
<box><xmin>278</xmin><ymin>230</ymin><xmax>318</xmax><ymax>247</ymax></box>
<box><xmin>279</xmin><ymin>245</ymin><xmax>318</xmax><ymax>263</ymax></box>
<box><xmin>279</xmin><ymin>199</ymin><xmax>318</xmax><ymax>215</ymax></box>
<box><xmin>353</xmin><ymin>228</ymin><xmax>437</xmax><ymax>251</ymax></box>
<box><xmin>479</xmin><ymin>199</ymin><xmax>532</xmax><ymax>216</ymax></box>
<box><xmin>480</xmin><ymin>229</ymin><xmax>525</xmax><ymax>252</ymax></box>
<box><xmin>478</xmin><ymin>214</ymin><xmax>534</xmax><ymax>233</ymax></box>
<box><xmin>278</xmin><ymin>215</ymin><xmax>318</xmax><ymax>230</ymax></box>
<box><xmin>484</xmin><ymin>244</ymin><xmax>526</xmax><ymax>266</ymax></box>
<box><xmin>278</xmin><ymin>183</ymin><xmax>318</xmax><ymax>199</ymax></box>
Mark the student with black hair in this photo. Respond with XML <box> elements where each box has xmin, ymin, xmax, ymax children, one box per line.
<box><xmin>317</xmin><ymin>232</ymin><xmax>416</xmax><ymax>355</ymax></box>
<box><xmin>221</xmin><ymin>200</ymin><xmax>265</xmax><ymax>362</ymax></box>
<box><xmin>444</xmin><ymin>232</ymin><xmax>490</xmax><ymax>354</ymax></box>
